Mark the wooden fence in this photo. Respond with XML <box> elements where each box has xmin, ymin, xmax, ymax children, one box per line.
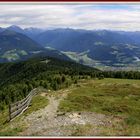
<box><xmin>9</xmin><ymin>88</ymin><xmax>38</xmax><ymax>121</ymax></box>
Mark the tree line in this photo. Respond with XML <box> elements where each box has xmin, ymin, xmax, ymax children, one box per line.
<box><xmin>0</xmin><ymin>57</ymin><xmax>140</xmax><ymax>111</ymax></box>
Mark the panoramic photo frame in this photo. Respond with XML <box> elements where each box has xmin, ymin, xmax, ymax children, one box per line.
<box><xmin>0</xmin><ymin>1</ymin><xmax>140</xmax><ymax>140</ymax></box>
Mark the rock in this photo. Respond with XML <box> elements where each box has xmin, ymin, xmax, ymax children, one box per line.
<box><xmin>69</xmin><ymin>113</ymin><xmax>81</xmax><ymax>118</ymax></box>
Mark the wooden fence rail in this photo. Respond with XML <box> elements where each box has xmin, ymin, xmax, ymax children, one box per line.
<box><xmin>9</xmin><ymin>88</ymin><xmax>38</xmax><ymax>121</ymax></box>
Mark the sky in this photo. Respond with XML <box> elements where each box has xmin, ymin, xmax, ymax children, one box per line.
<box><xmin>0</xmin><ymin>3</ymin><xmax>140</xmax><ymax>31</ymax></box>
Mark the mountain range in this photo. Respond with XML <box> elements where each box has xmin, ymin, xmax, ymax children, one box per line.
<box><xmin>34</xmin><ymin>29</ymin><xmax>140</xmax><ymax>68</ymax></box>
<box><xmin>1</xmin><ymin>25</ymin><xmax>140</xmax><ymax>69</ymax></box>
<box><xmin>0</xmin><ymin>26</ymin><xmax>70</xmax><ymax>63</ymax></box>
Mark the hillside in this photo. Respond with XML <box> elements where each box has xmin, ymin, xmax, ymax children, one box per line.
<box><xmin>35</xmin><ymin>29</ymin><xmax>140</xmax><ymax>68</ymax></box>
<box><xmin>0</xmin><ymin>30</ymin><xmax>70</xmax><ymax>63</ymax></box>
<box><xmin>0</xmin><ymin>53</ymin><xmax>140</xmax><ymax>136</ymax></box>
<box><xmin>0</xmin><ymin>78</ymin><xmax>140</xmax><ymax>136</ymax></box>
<box><xmin>0</xmin><ymin>56</ymin><xmax>100</xmax><ymax>111</ymax></box>
<box><xmin>0</xmin><ymin>29</ymin><xmax>43</xmax><ymax>62</ymax></box>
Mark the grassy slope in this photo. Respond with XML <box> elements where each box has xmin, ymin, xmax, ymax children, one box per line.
<box><xmin>0</xmin><ymin>93</ymin><xmax>48</xmax><ymax>136</ymax></box>
<box><xmin>62</xmin><ymin>51</ymin><xmax>102</xmax><ymax>67</ymax></box>
<box><xmin>0</xmin><ymin>78</ymin><xmax>140</xmax><ymax>136</ymax></box>
<box><xmin>59</xmin><ymin>78</ymin><xmax>140</xmax><ymax>135</ymax></box>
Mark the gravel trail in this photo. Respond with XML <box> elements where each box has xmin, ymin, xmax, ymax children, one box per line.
<box><xmin>20</xmin><ymin>91</ymin><xmax>122</xmax><ymax>136</ymax></box>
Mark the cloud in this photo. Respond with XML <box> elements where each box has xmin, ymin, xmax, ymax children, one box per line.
<box><xmin>0</xmin><ymin>3</ymin><xmax>140</xmax><ymax>31</ymax></box>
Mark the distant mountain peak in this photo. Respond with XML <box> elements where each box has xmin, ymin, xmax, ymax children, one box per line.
<box><xmin>8</xmin><ymin>25</ymin><xmax>22</xmax><ymax>29</ymax></box>
<box><xmin>7</xmin><ymin>25</ymin><xmax>25</xmax><ymax>34</ymax></box>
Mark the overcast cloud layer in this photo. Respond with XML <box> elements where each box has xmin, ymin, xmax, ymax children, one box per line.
<box><xmin>0</xmin><ymin>3</ymin><xmax>140</xmax><ymax>31</ymax></box>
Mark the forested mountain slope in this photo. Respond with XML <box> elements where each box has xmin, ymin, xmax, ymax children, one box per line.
<box><xmin>0</xmin><ymin>56</ymin><xmax>99</xmax><ymax>110</ymax></box>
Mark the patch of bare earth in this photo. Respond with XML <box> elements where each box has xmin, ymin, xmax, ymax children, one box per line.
<box><xmin>20</xmin><ymin>89</ymin><xmax>124</xmax><ymax>136</ymax></box>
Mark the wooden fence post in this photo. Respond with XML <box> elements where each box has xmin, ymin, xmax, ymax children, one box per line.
<box><xmin>9</xmin><ymin>104</ymin><xmax>11</xmax><ymax>121</ymax></box>
<box><xmin>8</xmin><ymin>88</ymin><xmax>38</xmax><ymax>121</ymax></box>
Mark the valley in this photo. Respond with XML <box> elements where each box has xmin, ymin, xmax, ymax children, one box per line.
<box><xmin>34</xmin><ymin>29</ymin><xmax>140</xmax><ymax>69</ymax></box>
<box><xmin>62</xmin><ymin>50</ymin><xmax>140</xmax><ymax>71</ymax></box>
<box><xmin>1</xmin><ymin>26</ymin><xmax>140</xmax><ymax>70</ymax></box>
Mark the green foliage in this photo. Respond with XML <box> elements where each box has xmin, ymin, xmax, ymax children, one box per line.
<box><xmin>103</xmin><ymin>71</ymin><xmax>140</xmax><ymax>80</ymax></box>
<box><xmin>1</xmin><ymin>56</ymin><xmax>140</xmax><ymax>112</ymax></box>
<box><xmin>23</xmin><ymin>95</ymin><xmax>49</xmax><ymax>116</ymax></box>
<box><xmin>0</xmin><ymin>127</ymin><xmax>23</xmax><ymax>136</ymax></box>
<box><xmin>98</xmin><ymin>74</ymin><xmax>104</xmax><ymax>80</ymax></box>
<box><xmin>0</xmin><ymin>56</ymin><xmax>99</xmax><ymax>111</ymax></box>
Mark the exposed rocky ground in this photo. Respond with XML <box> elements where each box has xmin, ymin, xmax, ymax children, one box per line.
<box><xmin>19</xmin><ymin>90</ymin><xmax>123</xmax><ymax>136</ymax></box>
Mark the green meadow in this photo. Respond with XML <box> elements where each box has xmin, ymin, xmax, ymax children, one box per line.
<box><xmin>59</xmin><ymin>78</ymin><xmax>140</xmax><ymax>135</ymax></box>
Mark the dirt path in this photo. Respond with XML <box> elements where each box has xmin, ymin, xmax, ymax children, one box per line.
<box><xmin>21</xmin><ymin>91</ymin><xmax>68</xmax><ymax>136</ymax></box>
<box><xmin>20</xmin><ymin>90</ymin><xmax>123</xmax><ymax>136</ymax></box>
<box><xmin>45</xmin><ymin>96</ymin><xmax>59</xmax><ymax>120</ymax></box>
